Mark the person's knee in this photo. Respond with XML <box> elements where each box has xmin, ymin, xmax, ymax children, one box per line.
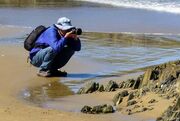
<box><xmin>44</xmin><ymin>47</ymin><xmax>57</xmax><ymax>60</ymax></box>
<box><xmin>31</xmin><ymin>47</ymin><xmax>55</xmax><ymax>67</ymax></box>
<box><xmin>46</xmin><ymin>47</ymin><xmax>55</xmax><ymax>54</ymax></box>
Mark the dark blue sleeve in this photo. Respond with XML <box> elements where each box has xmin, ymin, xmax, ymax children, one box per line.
<box><xmin>36</xmin><ymin>26</ymin><xmax>81</xmax><ymax>53</ymax></box>
<box><xmin>42</xmin><ymin>28</ymin><xmax>67</xmax><ymax>53</ymax></box>
<box><xmin>66</xmin><ymin>38</ymin><xmax>81</xmax><ymax>51</ymax></box>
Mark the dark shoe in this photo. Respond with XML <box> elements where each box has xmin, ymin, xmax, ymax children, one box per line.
<box><xmin>50</xmin><ymin>70</ymin><xmax>67</xmax><ymax>77</ymax></box>
<box><xmin>37</xmin><ymin>70</ymin><xmax>52</xmax><ymax>77</ymax></box>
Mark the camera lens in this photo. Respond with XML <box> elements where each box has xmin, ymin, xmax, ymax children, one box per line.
<box><xmin>76</xmin><ymin>28</ymin><xmax>82</xmax><ymax>35</ymax></box>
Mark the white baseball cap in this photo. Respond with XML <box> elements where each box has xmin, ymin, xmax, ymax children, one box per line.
<box><xmin>55</xmin><ymin>17</ymin><xmax>75</xmax><ymax>30</ymax></box>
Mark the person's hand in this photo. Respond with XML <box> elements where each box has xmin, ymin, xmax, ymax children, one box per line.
<box><xmin>64</xmin><ymin>31</ymin><xmax>77</xmax><ymax>40</ymax></box>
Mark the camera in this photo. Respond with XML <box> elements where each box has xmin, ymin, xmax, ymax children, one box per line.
<box><xmin>69</xmin><ymin>28</ymin><xmax>82</xmax><ymax>35</ymax></box>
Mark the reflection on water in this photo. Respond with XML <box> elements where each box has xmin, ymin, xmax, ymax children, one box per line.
<box><xmin>22</xmin><ymin>81</ymin><xmax>74</xmax><ymax>105</ymax></box>
<box><xmin>77</xmin><ymin>32</ymin><xmax>180</xmax><ymax>74</ymax></box>
<box><xmin>67</xmin><ymin>73</ymin><xmax>99</xmax><ymax>78</ymax></box>
<box><xmin>82</xmin><ymin>32</ymin><xmax>180</xmax><ymax>48</ymax></box>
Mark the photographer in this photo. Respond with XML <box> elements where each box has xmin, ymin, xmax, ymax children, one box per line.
<box><xmin>30</xmin><ymin>17</ymin><xmax>81</xmax><ymax>77</ymax></box>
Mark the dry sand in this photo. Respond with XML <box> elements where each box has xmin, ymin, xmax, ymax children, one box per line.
<box><xmin>0</xmin><ymin>27</ymin><xmax>174</xmax><ymax>121</ymax></box>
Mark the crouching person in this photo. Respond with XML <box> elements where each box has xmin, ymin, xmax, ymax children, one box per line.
<box><xmin>30</xmin><ymin>17</ymin><xmax>81</xmax><ymax>77</ymax></box>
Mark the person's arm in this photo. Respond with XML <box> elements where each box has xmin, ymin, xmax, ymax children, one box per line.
<box><xmin>46</xmin><ymin>29</ymin><xmax>67</xmax><ymax>53</ymax></box>
<box><xmin>64</xmin><ymin>31</ymin><xmax>81</xmax><ymax>51</ymax></box>
<box><xmin>47</xmin><ymin>28</ymin><xmax>81</xmax><ymax>52</ymax></box>
<box><xmin>70</xmin><ymin>38</ymin><xmax>81</xmax><ymax>51</ymax></box>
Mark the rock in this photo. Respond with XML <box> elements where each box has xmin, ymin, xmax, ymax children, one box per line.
<box><xmin>124</xmin><ymin>79</ymin><xmax>136</xmax><ymax>88</ymax></box>
<box><xmin>140</xmin><ymin>107</ymin><xmax>148</xmax><ymax>112</ymax></box>
<box><xmin>113</xmin><ymin>90</ymin><xmax>129</xmax><ymax>106</ymax></box>
<box><xmin>150</xmin><ymin>69</ymin><xmax>160</xmax><ymax>80</ymax></box>
<box><xmin>149</xmin><ymin>83</ymin><xmax>158</xmax><ymax>92</ymax></box>
<box><xmin>156</xmin><ymin>117</ymin><xmax>163</xmax><ymax>121</ymax></box>
<box><xmin>120</xmin><ymin>90</ymin><xmax>129</xmax><ymax>97</ymax></box>
<box><xmin>128</xmin><ymin>92</ymin><xmax>135</xmax><ymax>101</ymax></box>
<box><xmin>158</xmin><ymin>97</ymin><xmax>180</xmax><ymax>121</ymax></box>
<box><xmin>119</xmin><ymin>81</ymin><xmax>125</xmax><ymax>89</ymax></box>
<box><xmin>160</xmin><ymin>75</ymin><xmax>176</xmax><ymax>86</ymax></box>
<box><xmin>126</xmin><ymin>109</ymin><xmax>132</xmax><ymax>115</ymax></box>
<box><xmin>77</xmin><ymin>87</ymin><xmax>84</xmax><ymax>94</ymax></box>
<box><xmin>81</xmin><ymin>106</ymin><xmax>92</xmax><ymax>113</ymax></box>
<box><xmin>81</xmin><ymin>104</ymin><xmax>115</xmax><ymax>114</ymax></box>
<box><xmin>132</xmin><ymin>76</ymin><xmax>142</xmax><ymax>89</ymax></box>
<box><xmin>175</xmin><ymin>97</ymin><xmax>180</xmax><ymax>109</ymax></box>
<box><xmin>115</xmin><ymin>97</ymin><xmax>123</xmax><ymax>106</ymax></box>
<box><xmin>132</xmin><ymin>90</ymin><xmax>139</xmax><ymax>98</ymax></box>
<box><xmin>133</xmin><ymin>105</ymin><xmax>140</xmax><ymax>109</ymax></box>
<box><xmin>105</xmin><ymin>80</ymin><xmax>118</xmax><ymax>92</ymax></box>
<box><xmin>98</xmin><ymin>85</ymin><xmax>104</xmax><ymax>92</ymax></box>
<box><xmin>119</xmin><ymin>79</ymin><xmax>136</xmax><ymax>89</ymax></box>
<box><xmin>102</xmin><ymin>105</ymin><xmax>114</xmax><ymax>113</ymax></box>
<box><xmin>127</xmin><ymin>100</ymin><xmax>137</xmax><ymax>106</ymax></box>
<box><xmin>77</xmin><ymin>82</ymin><xmax>99</xmax><ymax>94</ymax></box>
<box><xmin>138</xmin><ymin>87</ymin><xmax>149</xmax><ymax>97</ymax></box>
<box><xmin>113</xmin><ymin>93</ymin><xmax>121</xmax><ymax>106</ymax></box>
<box><xmin>95</xmin><ymin>83</ymin><xmax>99</xmax><ymax>91</ymax></box>
<box><xmin>141</xmin><ymin>68</ymin><xmax>153</xmax><ymax>87</ymax></box>
<box><xmin>126</xmin><ymin>60</ymin><xmax>180</xmax><ymax>121</ymax></box>
<box><xmin>176</xmin><ymin>70</ymin><xmax>180</xmax><ymax>78</ymax></box>
<box><xmin>148</xmin><ymin>99</ymin><xmax>157</xmax><ymax>103</ymax></box>
<box><xmin>91</xmin><ymin>105</ymin><xmax>103</xmax><ymax>114</ymax></box>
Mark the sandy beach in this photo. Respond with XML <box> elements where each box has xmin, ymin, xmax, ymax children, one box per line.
<box><xmin>0</xmin><ymin>1</ymin><xmax>180</xmax><ymax>120</ymax></box>
<box><xmin>0</xmin><ymin>28</ymin><xmax>178</xmax><ymax>121</ymax></box>
<box><xmin>0</xmin><ymin>42</ymin><xmax>178</xmax><ymax>121</ymax></box>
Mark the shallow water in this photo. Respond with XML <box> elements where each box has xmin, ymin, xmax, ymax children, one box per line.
<box><xmin>22</xmin><ymin>81</ymin><xmax>74</xmax><ymax>106</ymax></box>
<box><xmin>79</xmin><ymin>32</ymin><xmax>180</xmax><ymax>73</ymax></box>
<box><xmin>1</xmin><ymin>6</ymin><xmax>180</xmax><ymax>34</ymax></box>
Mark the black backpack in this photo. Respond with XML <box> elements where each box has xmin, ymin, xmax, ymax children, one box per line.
<box><xmin>24</xmin><ymin>25</ymin><xmax>47</xmax><ymax>51</ymax></box>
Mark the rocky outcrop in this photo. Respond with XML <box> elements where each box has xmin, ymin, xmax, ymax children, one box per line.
<box><xmin>132</xmin><ymin>61</ymin><xmax>180</xmax><ymax>99</ymax></box>
<box><xmin>79</xmin><ymin>60</ymin><xmax>180</xmax><ymax>117</ymax></box>
<box><xmin>113</xmin><ymin>90</ymin><xmax>129</xmax><ymax>106</ymax></box>
<box><xmin>157</xmin><ymin>97</ymin><xmax>180</xmax><ymax>121</ymax></box>
<box><xmin>137</xmin><ymin>61</ymin><xmax>180</xmax><ymax>120</ymax></box>
<box><xmin>114</xmin><ymin>60</ymin><xmax>180</xmax><ymax>119</ymax></box>
<box><xmin>77</xmin><ymin>82</ymin><xmax>99</xmax><ymax>94</ymax></box>
<box><xmin>127</xmin><ymin>100</ymin><xmax>137</xmax><ymax>106</ymax></box>
<box><xmin>119</xmin><ymin>76</ymin><xmax>143</xmax><ymax>90</ymax></box>
<box><xmin>77</xmin><ymin>81</ymin><xmax>118</xmax><ymax>94</ymax></box>
<box><xmin>105</xmin><ymin>80</ymin><xmax>119</xmax><ymax>92</ymax></box>
<box><xmin>81</xmin><ymin>104</ymin><xmax>114</xmax><ymax>114</ymax></box>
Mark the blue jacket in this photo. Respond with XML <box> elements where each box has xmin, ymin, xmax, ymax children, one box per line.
<box><xmin>30</xmin><ymin>25</ymin><xmax>81</xmax><ymax>60</ymax></box>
